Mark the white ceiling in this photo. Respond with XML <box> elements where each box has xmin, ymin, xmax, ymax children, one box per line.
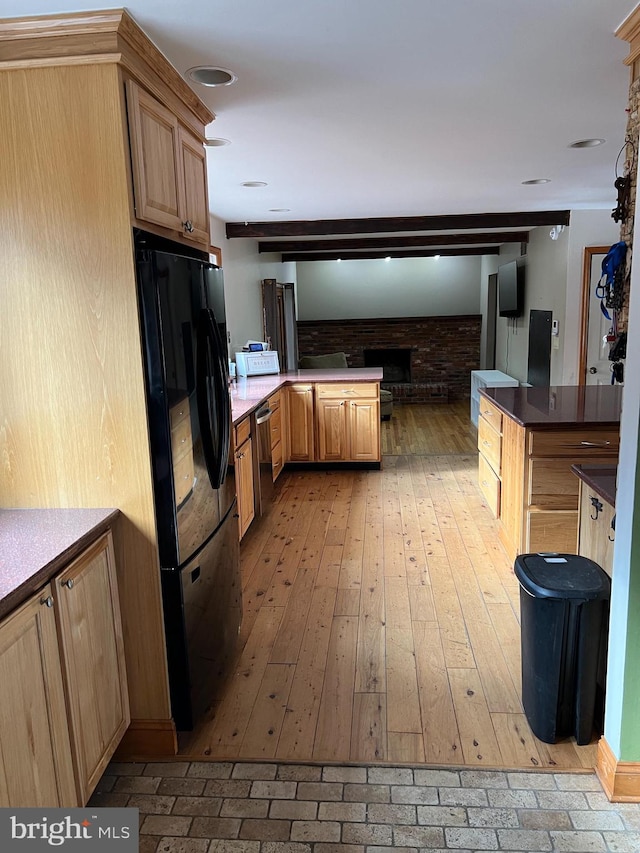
<box><xmin>1</xmin><ymin>0</ymin><xmax>637</xmax><ymax>228</ymax></box>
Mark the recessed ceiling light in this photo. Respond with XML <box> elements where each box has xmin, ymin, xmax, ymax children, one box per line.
<box><xmin>269</xmin><ymin>208</ymin><xmax>291</xmax><ymax>212</ymax></box>
<box><xmin>522</xmin><ymin>178</ymin><xmax>551</xmax><ymax>185</ymax></box>
<box><xmin>336</xmin><ymin>258</ymin><xmax>342</xmax><ymax>263</ymax></box>
<box><xmin>569</xmin><ymin>138</ymin><xmax>606</xmax><ymax>149</ymax></box>
<box><xmin>204</xmin><ymin>137</ymin><xmax>231</xmax><ymax>147</ymax></box>
<box><xmin>186</xmin><ymin>66</ymin><xmax>237</xmax><ymax>87</ymax></box>
<box><xmin>434</xmin><ymin>254</ymin><xmax>441</xmax><ymax>259</ymax></box>
<box><xmin>385</xmin><ymin>256</ymin><xmax>391</xmax><ymax>262</ymax></box>
<box><xmin>241</xmin><ymin>181</ymin><xmax>268</xmax><ymax>188</ymax></box>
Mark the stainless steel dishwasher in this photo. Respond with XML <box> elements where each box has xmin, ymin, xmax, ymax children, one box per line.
<box><xmin>254</xmin><ymin>403</ymin><xmax>274</xmax><ymax>515</ymax></box>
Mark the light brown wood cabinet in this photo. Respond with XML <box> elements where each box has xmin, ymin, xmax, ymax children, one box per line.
<box><xmin>286</xmin><ymin>384</ymin><xmax>316</xmax><ymax>462</ymax></box>
<box><xmin>299</xmin><ymin>382</ymin><xmax>381</xmax><ymax>464</ymax></box>
<box><xmin>498</xmin><ymin>417</ymin><xmax>619</xmax><ymax>561</ymax></box>
<box><xmin>477</xmin><ymin>396</ymin><xmax>503</xmax><ymax>517</ymax></box>
<box><xmin>127</xmin><ymin>80</ymin><xmax>210</xmax><ymax>247</ymax></box>
<box><xmin>0</xmin><ymin>531</ymin><xmax>129</xmax><ymax>807</ymax></box>
<box><xmin>234</xmin><ymin>417</ymin><xmax>255</xmax><ymax>540</ymax></box>
<box><xmin>0</xmin><ymin>582</ymin><xmax>77</xmax><ymax>807</ymax></box>
<box><xmin>268</xmin><ymin>392</ymin><xmax>284</xmax><ymax>481</ymax></box>
<box><xmin>578</xmin><ymin>484</ymin><xmax>615</xmax><ymax>578</ymax></box>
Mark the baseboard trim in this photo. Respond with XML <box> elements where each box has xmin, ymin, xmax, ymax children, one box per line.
<box><xmin>113</xmin><ymin>719</ymin><xmax>177</xmax><ymax>761</ymax></box>
<box><xmin>596</xmin><ymin>736</ymin><xmax>640</xmax><ymax>802</ymax></box>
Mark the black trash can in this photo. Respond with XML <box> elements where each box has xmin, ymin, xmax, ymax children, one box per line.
<box><xmin>514</xmin><ymin>553</ymin><xmax>610</xmax><ymax>745</ymax></box>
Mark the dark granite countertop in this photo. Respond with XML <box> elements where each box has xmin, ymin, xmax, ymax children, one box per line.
<box><xmin>0</xmin><ymin>508</ymin><xmax>119</xmax><ymax>620</ymax></box>
<box><xmin>571</xmin><ymin>464</ymin><xmax>617</xmax><ymax>508</ymax></box>
<box><xmin>479</xmin><ymin>384</ymin><xmax>623</xmax><ymax>428</ymax></box>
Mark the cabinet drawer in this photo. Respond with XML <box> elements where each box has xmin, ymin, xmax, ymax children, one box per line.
<box><xmin>529</xmin><ymin>429</ymin><xmax>619</xmax><ymax>458</ymax></box>
<box><xmin>171</xmin><ymin>415</ymin><xmax>192</xmax><ymax>462</ymax></box>
<box><xmin>268</xmin><ymin>392</ymin><xmax>281</xmax><ymax>412</ymax></box>
<box><xmin>169</xmin><ymin>399</ymin><xmax>190</xmax><ymax>430</ymax></box>
<box><xmin>234</xmin><ymin>416</ymin><xmax>251</xmax><ymax>449</ymax></box>
<box><xmin>528</xmin><ymin>459</ymin><xmax>579</xmax><ymax>509</ymax></box>
<box><xmin>478</xmin><ymin>415</ymin><xmax>501</xmax><ymax>474</ymax></box>
<box><xmin>272</xmin><ymin>440</ymin><xmax>283</xmax><ymax>481</ymax></box>
<box><xmin>270</xmin><ymin>407</ymin><xmax>282</xmax><ymax>449</ymax></box>
<box><xmin>478</xmin><ymin>454</ymin><xmax>500</xmax><ymax>518</ymax></box>
<box><xmin>477</xmin><ymin>396</ymin><xmax>503</xmax><ymax>433</ymax></box>
<box><xmin>315</xmin><ymin>383</ymin><xmax>378</xmax><ymax>399</ymax></box>
<box><xmin>174</xmin><ymin>451</ymin><xmax>194</xmax><ymax>506</ymax></box>
<box><xmin>527</xmin><ymin>509</ymin><xmax>579</xmax><ymax>554</ymax></box>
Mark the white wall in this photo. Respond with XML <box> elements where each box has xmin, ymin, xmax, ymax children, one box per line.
<box><xmin>210</xmin><ymin>215</ymin><xmax>297</xmax><ymax>356</ymax></box>
<box><xmin>296</xmin><ymin>256</ymin><xmax>482</xmax><ymax>320</ymax></box>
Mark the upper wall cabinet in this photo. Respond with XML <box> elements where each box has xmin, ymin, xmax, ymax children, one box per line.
<box><xmin>126</xmin><ymin>80</ymin><xmax>210</xmax><ymax>247</ymax></box>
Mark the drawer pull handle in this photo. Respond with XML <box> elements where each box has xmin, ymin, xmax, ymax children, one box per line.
<box><xmin>482</xmin><ymin>480</ymin><xmax>489</xmax><ymax>487</ymax></box>
<box><xmin>579</xmin><ymin>440</ymin><xmax>612</xmax><ymax>448</ymax></box>
<box><xmin>590</xmin><ymin>496</ymin><xmax>603</xmax><ymax>520</ymax></box>
<box><xmin>482</xmin><ymin>440</ymin><xmax>491</xmax><ymax>447</ymax></box>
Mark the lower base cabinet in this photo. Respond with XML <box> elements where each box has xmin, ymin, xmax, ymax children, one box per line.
<box><xmin>0</xmin><ymin>530</ymin><xmax>129</xmax><ymax>806</ymax></box>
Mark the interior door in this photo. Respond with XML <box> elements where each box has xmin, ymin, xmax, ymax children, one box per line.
<box><xmin>585</xmin><ymin>251</ymin><xmax>613</xmax><ymax>385</ymax></box>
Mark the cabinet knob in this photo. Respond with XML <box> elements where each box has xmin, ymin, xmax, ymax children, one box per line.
<box><xmin>62</xmin><ymin>578</ymin><xmax>74</xmax><ymax>589</ymax></box>
<box><xmin>182</xmin><ymin>220</ymin><xmax>194</xmax><ymax>233</ymax></box>
<box><xmin>40</xmin><ymin>595</ymin><xmax>54</xmax><ymax>608</ymax></box>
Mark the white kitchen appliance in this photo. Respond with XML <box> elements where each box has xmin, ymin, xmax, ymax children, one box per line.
<box><xmin>235</xmin><ymin>350</ymin><xmax>280</xmax><ymax>377</ymax></box>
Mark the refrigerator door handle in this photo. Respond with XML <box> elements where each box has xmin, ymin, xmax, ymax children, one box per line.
<box><xmin>196</xmin><ymin>309</ymin><xmax>231</xmax><ymax>490</ymax></box>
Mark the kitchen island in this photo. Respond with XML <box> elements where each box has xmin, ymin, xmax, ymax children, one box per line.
<box><xmin>477</xmin><ymin>385</ymin><xmax>622</xmax><ymax>562</ymax></box>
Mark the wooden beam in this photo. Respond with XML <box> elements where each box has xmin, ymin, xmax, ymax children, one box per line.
<box><xmin>227</xmin><ymin>210</ymin><xmax>571</xmax><ymax>239</ymax></box>
<box><xmin>282</xmin><ymin>247</ymin><xmax>500</xmax><ymax>262</ymax></box>
<box><xmin>259</xmin><ymin>231</ymin><xmax>530</xmax><ymax>253</ymax></box>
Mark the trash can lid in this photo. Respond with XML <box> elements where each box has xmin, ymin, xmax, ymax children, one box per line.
<box><xmin>514</xmin><ymin>553</ymin><xmax>611</xmax><ymax>600</ymax></box>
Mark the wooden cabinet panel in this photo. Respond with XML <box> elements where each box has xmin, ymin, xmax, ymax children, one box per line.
<box><xmin>478</xmin><ymin>453</ymin><xmax>500</xmax><ymax>518</ymax></box>
<box><xmin>272</xmin><ymin>440</ymin><xmax>283</xmax><ymax>482</ymax></box>
<box><xmin>270</xmin><ymin>407</ymin><xmax>282</xmax><ymax>449</ymax></box>
<box><xmin>478</xmin><ymin>415</ymin><xmax>502</xmax><ymax>475</ymax></box>
<box><xmin>178</xmin><ymin>125</ymin><xmax>209</xmax><ymax>245</ymax></box>
<box><xmin>126</xmin><ymin>80</ymin><xmax>182</xmax><ymax>231</ymax></box>
<box><xmin>527</xmin><ymin>510</ymin><xmax>579</xmax><ymax>554</ymax></box>
<box><xmin>286</xmin><ymin>385</ymin><xmax>315</xmax><ymax>462</ymax></box>
<box><xmin>234</xmin><ymin>417</ymin><xmax>251</xmax><ymax>448</ymax></box>
<box><xmin>349</xmin><ymin>399</ymin><xmax>380</xmax><ymax>462</ymax></box>
<box><xmin>578</xmin><ymin>486</ymin><xmax>615</xmax><ymax>577</ymax></box>
<box><xmin>0</xmin><ymin>584</ymin><xmax>77</xmax><ymax>807</ymax></box>
<box><xmin>56</xmin><ymin>534</ymin><xmax>130</xmax><ymax>804</ymax></box>
<box><xmin>236</xmin><ymin>435</ymin><xmax>255</xmax><ymax>540</ymax></box>
<box><xmin>529</xmin><ymin>429</ymin><xmax>619</xmax><ymax>458</ymax></box>
<box><xmin>316</xmin><ymin>398</ymin><xmax>349</xmax><ymax>462</ymax></box>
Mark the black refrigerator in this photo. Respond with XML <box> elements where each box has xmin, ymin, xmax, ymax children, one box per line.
<box><xmin>135</xmin><ymin>230</ymin><xmax>241</xmax><ymax>731</ymax></box>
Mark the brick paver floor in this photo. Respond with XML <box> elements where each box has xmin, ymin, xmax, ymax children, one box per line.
<box><xmin>90</xmin><ymin>762</ymin><xmax>640</xmax><ymax>852</ymax></box>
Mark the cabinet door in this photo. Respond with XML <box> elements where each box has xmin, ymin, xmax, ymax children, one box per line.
<box><xmin>286</xmin><ymin>385</ymin><xmax>315</xmax><ymax>461</ymax></box>
<box><xmin>317</xmin><ymin>397</ymin><xmax>348</xmax><ymax>461</ymax></box>
<box><xmin>55</xmin><ymin>533</ymin><xmax>130</xmax><ymax>805</ymax></box>
<box><xmin>349</xmin><ymin>398</ymin><xmax>380</xmax><ymax>461</ymax></box>
<box><xmin>578</xmin><ymin>487</ymin><xmax>615</xmax><ymax>577</ymax></box>
<box><xmin>126</xmin><ymin>80</ymin><xmax>183</xmax><ymax>231</ymax></box>
<box><xmin>178</xmin><ymin>125</ymin><xmax>210</xmax><ymax>245</ymax></box>
<box><xmin>0</xmin><ymin>585</ymin><xmax>77</xmax><ymax>807</ymax></box>
<box><xmin>236</xmin><ymin>436</ymin><xmax>255</xmax><ymax>539</ymax></box>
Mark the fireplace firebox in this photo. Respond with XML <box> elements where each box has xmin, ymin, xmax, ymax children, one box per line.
<box><xmin>363</xmin><ymin>348</ymin><xmax>412</xmax><ymax>384</ymax></box>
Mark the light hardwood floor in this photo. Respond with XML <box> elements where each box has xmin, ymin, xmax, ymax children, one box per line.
<box><xmin>179</xmin><ymin>401</ymin><xmax>598</xmax><ymax>770</ymax></box>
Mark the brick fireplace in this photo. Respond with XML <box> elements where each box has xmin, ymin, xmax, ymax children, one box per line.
<box><xmin>297</xmin><ymin>315</ymin><xmax>481</xmax><ymax>402</ymax></box>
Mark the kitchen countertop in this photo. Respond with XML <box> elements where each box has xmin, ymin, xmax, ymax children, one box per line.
<box><xmin>479</xmin><ymin>384</ymin><xmax>623</xmax><ymax>428</ymax></box>
<box><xmin>230</xmin><ymin>367</ymin><xmax>383</xmax><ymax>423</ymax></box>
<box><xmin>571</xmin><ymin>464</ymin><xmax>617</xmax><ymax>508</ymax></box>
<box><xmin>0</xmin><ymin>507</ymin><xmax>119</xmax><ymax>620</ymax></box>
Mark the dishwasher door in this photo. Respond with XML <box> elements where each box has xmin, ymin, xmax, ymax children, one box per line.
<box><xmin>255</xmin><ymin>404</ymin><xmax>274</xmax><ymax>515</ymax></box>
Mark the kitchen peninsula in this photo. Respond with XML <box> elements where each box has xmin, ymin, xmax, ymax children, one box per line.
<box><xmin>477</xmin><ymin>384</ymin><xmax>622</xmax><ymax>561</ymax></box>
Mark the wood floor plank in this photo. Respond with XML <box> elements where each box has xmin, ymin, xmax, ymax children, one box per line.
<box><xmin>385</xmin><ymin>577</ymin><xmax>412</xmax><ymax>629</ymax></box>
<box><xmin>427</xmin><ymin>556</ymin><xmax>475</xmax><ymax>668</ymax></box>
<box><xmin>239</xmin><ymin>663</ymin><xmax>295</xmax><ymax>758</ymax></box>
<box><xmin>264</xmin><ymin>536</ymin><xmax>306</xmax><ymax>608</ymax></box>
<box><xmin>447</xmin><ymin>667</ymin><xmax>504</xmax><ymax>766</ymax></box>
<box><xmin>385</xmin><ymin>626</ymin><xmax>422</xmax><ymax>734</ymax></box>
<box><xmin>387</xmin><ymin>732</ymin><xmax>426</xmax><ymax>764</ymax></box>
<box><xmin>270</xmin><ymin>564</ymin><xmax>318</xmax><ymax>664</ymax></box>
<box><xmin>313</xmin><ymin>615</ymin><xmax>358</xmax><ymax>761</ymax></box>
<box><xmin>490</xmin><ymin>712</ymin><xmax>543</xmax><ymax>768</ymax></box>
<box><xmin>351</xmin><ymin>692</ymin><xmax>387</xmax><ymax>762</ymax></box>
<box><xmin>338</xmin><ymin>496</ymin><xmax>366</xmax><ymax>590</ymax></box>
<box><xmin>315</xmin><ymin>543</ymin><xmax>343</xmax><ymax>589</ymax></box>
<box><xmin>413</xmin><ymin>621</ymin><xmax>462</xmax><ymax>764</ymax></box>
<box><xmin>334</xmin><ymin>588</ymin><xmax>361</xmax><ymax>616</ymax></box>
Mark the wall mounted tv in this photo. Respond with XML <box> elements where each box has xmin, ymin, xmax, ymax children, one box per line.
<box><xmin>498</xmin><ymin>259</ymin><xmax>525</xmax><ymax>317</ymax></box>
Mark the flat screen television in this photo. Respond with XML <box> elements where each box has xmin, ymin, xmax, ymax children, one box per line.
<box><xmin>498</xmin><ymin>259</ymin><xmax>524</xmax><ymax>317</ymax></box>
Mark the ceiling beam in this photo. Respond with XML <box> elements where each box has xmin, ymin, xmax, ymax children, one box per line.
<box><xmin>282</xmin><ymin>247</ymin><xmax>500</xmax><ymax>262</ymax></box>
<box><xmin>226</xmin><ymin>210</ymin><xmax>571</xmax><ymax>238</ymax></box>
<box><xmin>259</xmin><ymin>231</ymin><xmax>530</xmax><ymax>253</ymax></box>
